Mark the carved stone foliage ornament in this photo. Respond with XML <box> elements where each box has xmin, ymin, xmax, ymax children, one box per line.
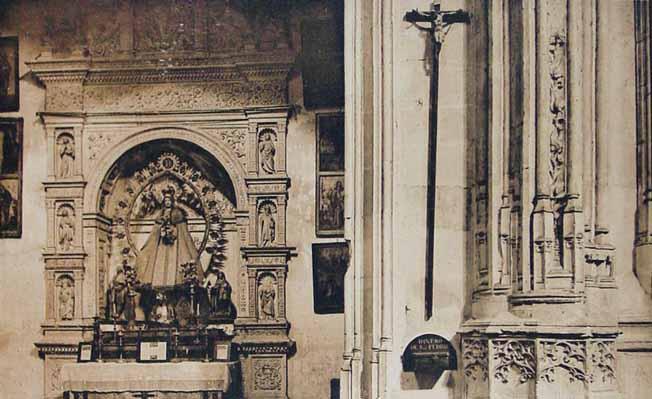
<box><xmin>217</xmin><ymin>129</ymin><xmax>247</xmax><ymax>164</ymax></box>
<box><xmin>539</xmin><ymin>340</ymin><xmax>587</xmax><ymax>383</ymax></box>
<box><xmin>463</xmin><ymin>339</ymin><xmax>488</xmax><ymax>381</ymax></box>
<box><xmin>84</xmin><ymin>81</ymin><xmax>287</xmax><ymax>113</ymax></box>
<box><xmin>589</xmin><ymin>341</ymin><xmax>616</xmax><ymax>386</ymax></box>
<box><xmin>84</xmin><ymin>1</ymin><xmax>121</xmax><ymax>57</ymax></box>
<box><xmin>548</xmin><ymin>33</ymin><xmax>567</xmax><ymax>198</ymax></box>
<box><xmin>493</xmin><ymin>340</ymin><xmax>536</xmax><ymax>384</ymax></box>
<box><xmin>134</xmin><ymin>0</ymin><xmax>195</xmax><ymax>52</ymax></box>
<box><xmin>253</xmin><ymin>358</ymin><xmax>283</xmax><ymax>391</ymax></box>
<box><xmin>86</xmin><ymin>131</ymin><xmax>120</xmax><ymax>164</ymax></box>
<box><xmin>206</xmin><ymin>1</ymin><xmax>255</xmax><ymax>52</ymax></box>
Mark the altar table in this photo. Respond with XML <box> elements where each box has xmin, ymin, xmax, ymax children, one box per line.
<box><xmin>61</xmin><ymin>361</ymin><xmax>240</xmax><ymax>398</ymax></box>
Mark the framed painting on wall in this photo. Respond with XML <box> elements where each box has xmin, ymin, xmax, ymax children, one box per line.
<box><xmin>316</xmin><ymin>112</ymin><xmax>344</xmax><ymax>237</ymax></box>
<box><xmin>0</xmin><ymin>118</ymin><xmax>22</xmax><ymax>238</ymax></box>
<box><xmin>312</xmin><ymin>242</ymin><xmax>349</xmax><ymax>314</ymax></box>
<box><xmin>0</xmin><ymin>37</ymin><xmax>19</xmax><ymax>112</ymax></box>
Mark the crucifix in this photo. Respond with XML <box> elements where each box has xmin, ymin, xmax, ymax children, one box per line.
<box><xmin>404</xmin><ymin>3</ymin><xmax>470</xmax><ymax>320</ymax></box>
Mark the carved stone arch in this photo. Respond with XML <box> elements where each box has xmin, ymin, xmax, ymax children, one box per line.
<box><xmin>84</xmin><ymin>126</ymin><xmax>248</xmax><ymax>214</ymax></box>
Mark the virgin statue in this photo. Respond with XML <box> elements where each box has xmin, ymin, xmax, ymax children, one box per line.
<box><xmin>135</xmin><ymin>186</ymin><xmax>204</xmax><ymax>287</ymax></box>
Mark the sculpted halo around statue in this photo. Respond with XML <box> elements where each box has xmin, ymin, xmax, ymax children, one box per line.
<box><xmin>109</xmin><ymin>152</ymin><xmax>234</xmax><ymax>288</ymax></box>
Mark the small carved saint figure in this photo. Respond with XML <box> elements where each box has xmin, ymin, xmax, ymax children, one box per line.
<box><xmin>108</xmin><ymin>267</ymin><xmax>127</xmax><ymax>320</ymax></box>
<box><xmin>203</xmin><ymin>257</ymin><xmax>234</xmax><ymax>318</ymax></box>
<box><xmin>259</xmin><ymin>131</ymin><xmax>276</xmax><ymax>174</ymax></box>
<box><xmin>259</xmin><ymin>203</ymin><xmax>276</xmax><ymax>247</ymax></box>
<box><xmin>259</xmin><ymin>276</ymin><xmax>276</xmax><ymax>320</ymax></box>
<box><xmin>57</xmin><ymin>276</ymin><xmax>74</xmax><ymax>321</ymax></box>
<box><xmin>149</xmin><ymin>292</ymin><xmax>175</xmax><ymax>324</ymax></box>
<box><xmin>58</xmin><ymin>135</ymin><xmax>75</xmax><ymax>178</ymax></box>
<box><xmin>58</xmin><ymin>206</ymin><xmax>75</xmax><ymax>251</ymax></box>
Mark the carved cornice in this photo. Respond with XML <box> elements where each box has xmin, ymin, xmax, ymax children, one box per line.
<box><xmin>27</xmin><ymin>53</ymin><xmax>295</xmax><ymax>86</ymax></box>
<box><xmin>241</xmin><ymin>246</ymin><xmax>297</xmax><ymax>263</ymax></box>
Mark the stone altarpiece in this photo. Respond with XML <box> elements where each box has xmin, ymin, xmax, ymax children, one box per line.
<box><xmin>30</xmin><ymin>2</ymin><xmax>299</xmax><ymax>398</ymax></box>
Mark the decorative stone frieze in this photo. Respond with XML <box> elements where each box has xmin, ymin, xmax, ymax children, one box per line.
<box><xmin>492</xmin><ymin>339</ymin><xmax>536</xmax><ymax>384</ymax></box>
<box><xmin>463</xmin><ymin>338</ymin><xmax>488</xmax><ymax>382</ymax></box>
<box><xmin>538</xmin><ymin>340</ymin><xmax>587</xmax><ymax>384</ymax></box>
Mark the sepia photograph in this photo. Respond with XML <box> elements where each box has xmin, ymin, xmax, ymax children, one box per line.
<box><xmin>0</xmin><ymin>1</ymin><xmax>649</xmax><ymax>399</ymax></box>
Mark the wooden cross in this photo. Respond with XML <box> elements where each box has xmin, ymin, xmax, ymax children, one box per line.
<box><xmin>404</xmin><ymin>3</ymin><xmax>470</xmax><ymax>320</ymax></box>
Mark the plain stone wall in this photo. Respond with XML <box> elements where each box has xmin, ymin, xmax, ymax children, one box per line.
<box><xmin>389</xmin><ymin>0</ymin><xmax>469</xmax><ymax>397</ymax></box>
<box><xmin>0</xmin><ymin>2</ymin><xmax>344</xmax><ymax>399</ymax></box>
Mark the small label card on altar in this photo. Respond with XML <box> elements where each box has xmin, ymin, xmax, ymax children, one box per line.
<box><xmin>78</xmin><ymin>342</ymin><xmax>93</xmax><ymax>362</ymax></box>
<box><xmin>213</xmin><ymin>343</ymin><xmax>231</xmax><ymax>361</ymax></box>
<box><xmin>138</xmin><ymin>341</ymin><xmax>168</xmax><ymax>362</ymax></box>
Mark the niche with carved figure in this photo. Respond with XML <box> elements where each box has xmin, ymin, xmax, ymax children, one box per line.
<box><xmin>258</xmin><ymin>200</ymin><xmax>277</xmax><ymax>247</ymax></box>
<box><xmin>258</xmin><ymin>129</ymin><xmax>277</xmax><ymax>175</ymax></box>
<box><xmin>258</xmin><ymin>273</ymin><xmax>277</xmax><ymax>321</ymax></box>
<box><xmin>56</xmin><ymin>204</ymin><xmax>76</xmax><ymax>252</ymax></box>
<box><xmin>56</xmin><ymin>275</ymin><xmax>75</xmax><ymax>321</ymax></box>
<box><xmin>56</xmin><ymin>132</ymin><xmax>75</xmax><ymax>179</ymax></box>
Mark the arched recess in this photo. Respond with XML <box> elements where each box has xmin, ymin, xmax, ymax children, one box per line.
<box><xmin>83</xmin><ymin>127</ymin><xmax>249</xmax><ymax>317</ymax></box>
<box><xmin>84</xmin><ymin>126</ymin><xmax>248</xmax><ymax>214</ymax></box>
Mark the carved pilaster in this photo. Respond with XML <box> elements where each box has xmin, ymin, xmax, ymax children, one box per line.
<box><xmin>248</xmin><ymin>269</ymin><xmax>257</xmax><ymax>319</ymax></box>
<box><xmin>463</xmin><ymin>338</ymin><xmax>489</xmax><ymax>398</ymax></box>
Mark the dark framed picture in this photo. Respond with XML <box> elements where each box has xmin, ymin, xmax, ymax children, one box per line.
<box><xmin>77</xmin><ymin>342</ymin><xmax>94</xmax><ymax>362</ymax></box>
<box><xmin>0</xmin><ymin>37</ymin><xmax>19</xmax><ymax>112</ymax></box>
<box><xmin>312</xmin><ymin>242</ymin><xmax>349</xmax><ymax>314</ymax></box>
<box><xmin>0</xmin><ymin>118</ymin><xmax>22</xmax><ymax>238</ymax></box>
<box><xmin>316</xmin><ymin>112</ymin><xmax>345</xmax><ymax>237</ymax></box>
<box><xmin>317</xmin><ymin>112</ymin><xmax>345</xmax><ymax>172</ymax></box>
<box><xmin>137</xmin><ymin>340</ymin><xmax>169</xmax><ymax>362</ymax></box>
<box><xmin>317</xmin><ymin>175</ymin><xmax>344</xmax><ymax>236</ymax></box>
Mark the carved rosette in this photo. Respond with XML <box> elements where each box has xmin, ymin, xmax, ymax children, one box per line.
<box><xmin>539</xmin><ymin>340</ymin><xmax>587</xmax><ymax>383</ymax></box>
<box><xmin>463</xmin><ymin>339</ymin><xmax>488</xmax><ymax>381</ymax></box>
<box><xmin>493</xmin><ymin>340</ymin><xmax>536</xmax><ymax>384</ymax></box>
<box><xmin>253</xmin><ymin>358</ymin><xmax>283</xmax><ymax>391</ymax></box>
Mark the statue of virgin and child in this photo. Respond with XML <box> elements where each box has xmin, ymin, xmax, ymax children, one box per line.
<box><xmin>108</xmin><ymin>185</ymin><xmax>234</xmax><ymax>323</ymax></box>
